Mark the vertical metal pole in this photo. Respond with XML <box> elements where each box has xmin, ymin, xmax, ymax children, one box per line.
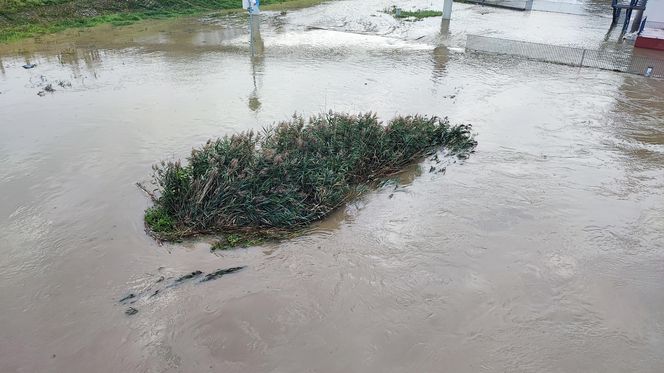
<box><xmin>249</xmin><ymin>13</ymin><xmax>255</xmax><ymax>57</ymax></box>
<box><xmin>442</xmin><ymin>0</ymin><xmax>453</xmax><ymax>20</ymax></box>
<box><xmin>580</xmin><ymin>49</ymin><xmax>586</xmax><ymax>67</ymax></box>
<box><xmin>524</xmin><ymin>0</ymin><xmax>533</xmax><ymax>10</ymax></box>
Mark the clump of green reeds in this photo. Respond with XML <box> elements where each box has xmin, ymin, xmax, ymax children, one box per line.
<box><xmin>144</xmin><ymin>112</ymin><xmax>476</xmax><ymax>243</ymax></box>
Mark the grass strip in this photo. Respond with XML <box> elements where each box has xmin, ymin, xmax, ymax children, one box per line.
<box><xmin>0</xmin><ymin>0</ymin><xmax>325</xmax><ymax>43</ymax></box>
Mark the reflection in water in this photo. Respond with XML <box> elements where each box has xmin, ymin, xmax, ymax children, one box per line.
<box><xmin>57</xmin><ymin>48</ymin><xmax>102</xmax><ymax>75</ymax></box>
<box><xmin>440</xmin><ymin>18</ymin><xmax>451</xmax><ymax>38</ymax></box>
<box><xmin>248</xmin><ymin>85</ymin><xmax>262</xmax><ymax>111</ymax></box>
<box><xmin>433</xmin><ymin>19</ymin><xmax>450</xmax><ymax>79</ymax></box>
<box><xmin>20</xmin><ymin>50</ymin><xmax>36</xmax><ymax>66</ymax></box>
<box><xmin>432</xmin><ymin>19</ymin><xmax>450</xmax><ymax>82</ymax></box>
<box><xmin>613</xmin><ymin>77</ymin><xmax>664</xmax><ymax>151</ymax></box>
<box><xmin>432</xmin><ymin>46</ymin><xmax>449</xmax><ymax>81</ymax></box>
<box><xmin>249</xmin><ymin>16</ymin><xmax>265</xmax><ymax>112</ymax></box>
<box><xmin>56</xmin><ymin>48</ymin><xmax>99</xmax><ymax>78</ymax></box>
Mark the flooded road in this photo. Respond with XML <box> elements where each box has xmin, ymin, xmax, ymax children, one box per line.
<box><xmin>1</xmin><ymin>0</ymin><xmax>663</xmax><ymax>371</ymax></box>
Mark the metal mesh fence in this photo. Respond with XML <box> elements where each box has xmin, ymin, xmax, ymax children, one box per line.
<box><xmin>532</xmin><ymin>0</ymin><xmax>611</xmax><ymax>16</ymax></box>
<box><xmin>644</xmin><ymin>21</ymin><xmax>664</xmax><ymax>30</ymax></box>
<box><xmin>466</xmin><ymin>34</ymin><xmax>664</xmax><ymax>78</ymax></box>
<box><xmin>458</xmin><ymin>0</ymin><xmax>611</xmax><ymax>15</ymax></box>
<box><xmin>458</xmin><ymin>0</ymin><xmax>529</xmax><ymax>11</ymax></box>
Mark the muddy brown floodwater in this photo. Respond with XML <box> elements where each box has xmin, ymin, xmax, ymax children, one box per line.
<box><xmin>1</xmin><ymin>0</ymin><xmax>663</xmax><ymax>372</ymax></box>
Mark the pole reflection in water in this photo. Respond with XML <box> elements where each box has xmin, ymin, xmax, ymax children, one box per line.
<box><xmin>249</xmin><ymin>16</ymin><xmax>265</xmax><ymax>112</ymax></box>
<box><xmin>432</xmin><ymin>19</ymin><xmax>451</xmax><ymax>81</ymax></box>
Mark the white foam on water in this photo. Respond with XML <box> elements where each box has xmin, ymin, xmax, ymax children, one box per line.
<box><xmin>226</xmin><ymin>29</ymin><xmax>435</xmax><ymax>51</ymax></box>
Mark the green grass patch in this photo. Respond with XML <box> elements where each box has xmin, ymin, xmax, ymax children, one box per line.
<box><xmin>145</xmin><ymin>206</ymin><xmax>175</xmax><ymax>233</ymax></box>
<box><xmin>0</xmin><ymin>0</ymin><xmax>324</xmax><ymax>43</ymax></box>
<box><xmin>383</xmin><ymin>6</ymin><xmax>442</xmax><ymax>20</ymax></box>
<box><xmin>260</xmin><ymin>0</ymin><xmax>325</xmax><ymax>11</ymax></box>
<box><xmin>144</xmin><ymin>112</ymin><xmax>476</xmax><ymax>246</ymax></box>
<box><xmin>211</xmin><ymin>233</ymin><xmax>263</xmax><ymax>250</ymax></box>
<box><xmin>210</xmin><ymin>229</ymin><xmax>302</xmax><ymax>250</ymax></box>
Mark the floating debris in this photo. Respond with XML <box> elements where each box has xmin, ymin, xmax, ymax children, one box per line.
<box><xmin>174</xmin><ymin>270</ymin><xmax>203</xmax><ymax>283</ymax></box>
<box><xmin>117</xmin><ymin>267</ymin><xmax>244</xmax><ymax>315</ymax></box>
<box><xmin>118</xmin><ymin>293</ymin><xmax>136</xmax><ymax>303</ymax></box>
<box><xmin>125</xmin><ymin>307</ymin><xmax>138</xmax><ymax>316</ymax></box>
<box><xmin>200</xmin><ymin>266</ymin><xmax>245</xmax><ymax>282</ymax></box>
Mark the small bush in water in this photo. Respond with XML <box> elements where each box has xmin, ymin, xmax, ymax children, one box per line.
<box><xmin>383</xmin><ymin>6</ymin><xmax>443</xmax><ymax>19</ymax></box>
<box><xmin>145</xmin><ymin>112</ymin><xmax>476</xmax><ymax>242</ymax></box>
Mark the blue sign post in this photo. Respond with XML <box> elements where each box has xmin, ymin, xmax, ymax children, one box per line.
<box><xmin>250</xmin><ymin>0</ymin><xmax>260</xmax><ymax>14</ymax></box>
<box><xmin>243</xmin><ymin>0</ymin><xmax>259</xmax><ymax>14</ymax></box>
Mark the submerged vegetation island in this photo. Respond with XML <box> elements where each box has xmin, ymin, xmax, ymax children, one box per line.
<box><xmin>384</xmin><ymin>6</ymin><xmax>443</xmax><ymax>20</ymax></box>
<box><xmin>144</xmin><ymin>112</ymin><xmax>476</xmax><ymax>248</ymax></box>
<box><xmin>0</xmin><ymin>0</ymin><xmax>320</xmax><ymax>42</ymax></box>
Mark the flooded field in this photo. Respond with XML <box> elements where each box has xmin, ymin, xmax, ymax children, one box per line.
<box><xmin>1</xmin><ymin>0</ymin><xmax>663</xmax><ymax>372</ymax></box>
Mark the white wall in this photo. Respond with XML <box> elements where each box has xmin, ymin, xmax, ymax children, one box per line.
<box><xmin>645</xmin><ymin>0</ymin><xmax>664</xmax><ymax>23</ymax></box>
